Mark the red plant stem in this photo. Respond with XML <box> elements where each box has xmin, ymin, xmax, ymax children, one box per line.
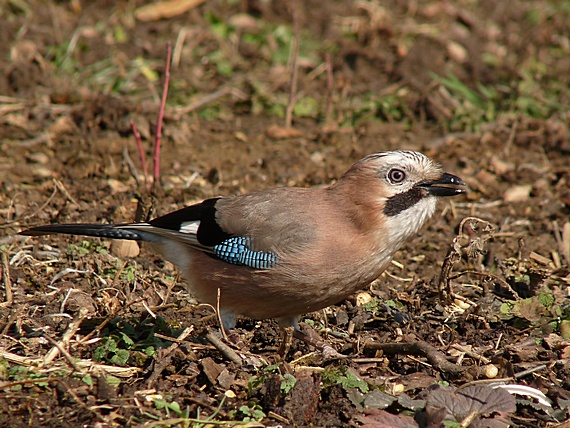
<box><xmin>153</xmin><ymin>43</ymin><xmax>172</xmax><ymax>186</ymax></box>
<box><xmin>130</xmin><ymin>120</ymin><xmax>149</xmax><ymax>189</ymax></box>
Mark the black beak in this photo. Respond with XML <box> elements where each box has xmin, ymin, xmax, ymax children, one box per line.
<box><xmin>419</xmin><ymin>172</ymin><xmax>466</xmax><ymax>197</ymax></box>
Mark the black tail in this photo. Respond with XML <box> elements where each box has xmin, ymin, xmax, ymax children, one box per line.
<box><xmin>19</xmin><ymin>224</ymin><xmax>143</xmax><ymax>240</ymax></box>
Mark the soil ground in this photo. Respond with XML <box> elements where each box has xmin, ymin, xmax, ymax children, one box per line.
<box><xmin>1</xmin><ymin>1</ymin><xmax>569</xmax><ymax>427</ymax></box>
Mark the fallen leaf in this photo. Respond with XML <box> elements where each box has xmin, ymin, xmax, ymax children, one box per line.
<box><xmin>363</xmin><ymin>389</ymin><xmax>396</xmax><ymax>410</ymax></box>
<box><xmin>356</xmin><ymin>409</ymin><xmax>418</xmax><ymax>428</ymax></box>
<box><xmin>135</xmin><ymin>0</ymin><xmax>206</xmax><ymax>22</ymax></box>
<box><xmin>424</xmin><ymin>385</ymin><xmax>515</xmax><ymax>427</ymax></box>
<box><xmin>266</xmin><ymin>125</ymin><xmax>302</xmax><ymax>139</ymax></box>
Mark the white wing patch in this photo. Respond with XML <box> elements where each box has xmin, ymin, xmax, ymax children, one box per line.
<box><xmin>117</xmin><ymin>221</ymin><xmax>211</xmax><ymax>252</ymax></box>
<box><xmin>179</xmin><ymin>220</ymin><xmax>200</xmax><ymax>235</ymax></box>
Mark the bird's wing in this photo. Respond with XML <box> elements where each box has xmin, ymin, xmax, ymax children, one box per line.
<box><xmin>20</xmin><ymin>196</ymin><xmax>280</xmax><ymax>269</ymax></box>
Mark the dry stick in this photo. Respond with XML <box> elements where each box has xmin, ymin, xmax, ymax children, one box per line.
<box><xmin>153</xmin><ymin>42</ymin><xmax>172</xmax><ymax>188</ymax></box>
<box><xmin>204</xmin><ymin>328</ymin><xmax>243</xmax><ymax>365</ymax></box>
<box><xmin>130</xmin><ymin>120</ymin><xmax>149</xmax><ymax>190</ymax></box>
<box><xmin>0</xmin><ymin>377</ymin><xmax>61</xmax><ymax>390</ymax></box>
<box><xmin>503</xmin><ymin>118</ymin><xmax>519</xmax><ymax>156</ymax></box>
<box><xmin>41</xmin><ymin>333</ymin><xmax>85</xmax><ymax>375</ymax></box>
<box><xmin>0</xmin><ymin>183</ymin><xmax>58</xmax><ymax>228</ymax></box>
<box><xmin>1</xmin><ymin>252</ymin><xmax>13</xmax><ymax>307</ymax></box>
<box><xmin>364</xmin><ymin>341</ymin><xmax>467</xmax><ymax>375</ymax></box>
<box><xmin>76</xmin><ymin>314</ymin><xmax>115</xmax><ymax>345</ymax></box>
<box><xmin>172</xmin><ymin>86</ymin><xmax>247</xmax><ymax>117</ymax></box>
<box><xmin>53</xmin><ymin>178</ymin><xmax>79</xmax><ymax>207</ymax></box>
<box><xmin>438</xmin><ymin>216</ymin><xmax>496</xmax><ymax>301</ymax></box>
<box><xmin>460</xmin><ymin>410</ymin><xmax>479</xmax><ymax>428</ymax></box>
<box><xmin>448</xmin><ymin>270</ymin><xmax>520</xmax><ymax>301</ymax></box>
<box><xmin>451</xmin><ymin>343</ymin><xmax>491</xmax><ymax>365</ymax></box>
<box><xmin>42</xmin><ymin>307</ymin><xmax>90</xmax><ymax>367</ymax></box>
<box><xmin>284</xmin><ymin>0</ymin><xmax>301</xmax><ymax>129</ymax></box>
<box><xmin>216</xmin><ymin>288</ymin><xmax>228</xmax><ymax>341</ymax></box>
<box><xmin>146</xmin><ymin>327</ymin><xmax>194</xmax><ymax>387</ymax></box>
<box><xmin>59</xmin><ymin>379</ymin><xmax>109</xmax><ymax>424</ymax></box>
<box><xmin>123</xmin><ymin>147</ymin><xmax>143</xmax><ymax>189</ymax></box>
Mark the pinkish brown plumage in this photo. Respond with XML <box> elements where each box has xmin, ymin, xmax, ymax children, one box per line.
<box><xmin>20</xmin><ymin>150</ymin><xmax>465</xmax><ymax>348</ymax></box>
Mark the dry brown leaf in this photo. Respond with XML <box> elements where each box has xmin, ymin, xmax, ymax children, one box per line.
<box><xmin>357</xmin><ymin>409</ymin><xmax>418</xmax><ymax>428</ymax></box>
<box><xmin>134</xmin><ymin>0</ymin><xmax>206</xmax><ymax>22</ymax></box>
<box><xmin>266</xmin><ymin>125</ymin><xmax>302</xmax><ymax>139</ymax></box>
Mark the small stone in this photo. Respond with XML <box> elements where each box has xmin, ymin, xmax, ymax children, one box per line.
<box><xmin>484</xmin><ymin>364</ymin><xmax>499</xmax><ymax>378</ymax></box>
<box><xmin>356</xmin><ymin>292</ymin><xmax>373</xmax><ymax>306</ymax></box>
<box><xmin>27</xmin><ymin>152</ymin><xmax>50</xmax><ymax>164</ymax></box>
<box><xmin>107</xmin><ymin>179</ymin><xmax>130</xmax><ymax>194</ymax></box>
<box><xmin>110</xmin><ymin>240</ymin><xmax>140</xmax><ymax>258</ymax></box>
<box><xmin>503</xmin><ymin>184</ymin><xmax>532</xmax><ymax>203</ymax></box>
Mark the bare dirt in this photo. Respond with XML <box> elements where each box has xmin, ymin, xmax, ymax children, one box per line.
<box><xmin>1</xmin><ymin>1</ymin><xmax>569</xmax><ymax>427</ymax></box>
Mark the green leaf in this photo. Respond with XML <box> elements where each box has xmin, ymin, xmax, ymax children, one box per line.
<box><xmin>143</xmin><ymin>346</ymin><xmax>155</xmax><ymax>356</ymax></box>
<box><xmin>82</xmin><ymin>374</ymin><xmax>94</xmax><ymax>386</ymax></box>
<box><xmin>110</xmin><ymin>349</ymin><xmax>130</xmax><ymax>366</ymax></box>
<box><xmin>105</xmin><ymin>375</ymin><xmax>121</xmax><ymax>387</ymax></box>
<box><xmin>280</xmin><ymin>373</ymin><xmax>297</xmax><ymax>394</ymax></box>
<box><xmin>537</xmin><ymin>292</ymin><xmax>555</xmax><ymax>309</ymax></box>
<box><xmin>119</xmin><ymin>332</ymin><xmax>135</xmax><ymax>348</ymax></box>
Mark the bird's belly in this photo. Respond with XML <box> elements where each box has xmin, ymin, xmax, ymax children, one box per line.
<box><xmin>179</xmin><ymin>249</ymin><xmax>387</xmax><ymax>320</ymax></box>
<box><xmin>150</xmin><ymin>240</ymin><xmax>389</xmax><ymax>320</ymax></box>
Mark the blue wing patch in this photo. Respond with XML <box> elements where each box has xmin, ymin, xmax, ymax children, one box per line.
<box><xmin>213</xmin><ymin>236</ymin><xmax>276</xmax><ymax>269</ymax></box>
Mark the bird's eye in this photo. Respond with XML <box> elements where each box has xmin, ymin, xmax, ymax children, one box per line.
<box><xmin>388</xmin><ymin>168</ymin><xmax>406</xmax><ymax>184</ymax></box>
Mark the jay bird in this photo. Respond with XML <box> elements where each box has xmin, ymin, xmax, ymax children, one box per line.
<box><xmin>21</xmin><ymin>150</ymin><xmax>465</xmax><ymax>350</ymax></box>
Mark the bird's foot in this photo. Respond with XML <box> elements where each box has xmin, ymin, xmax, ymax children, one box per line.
<box><xmin>292</xmin><ymin>325</ymin><xmax>346</xmax><ymax>360</ymax></box>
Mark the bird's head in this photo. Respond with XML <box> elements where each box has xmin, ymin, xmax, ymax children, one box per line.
<box><xmin>332</xmin><ymin>150</ymin><xmax>466</xmax><ymax>245</ymax></box>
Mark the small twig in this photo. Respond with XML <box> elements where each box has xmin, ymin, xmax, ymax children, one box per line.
<box><xmin>53</xmin><ymin>178</ymin><xmax>79</xmax><ymax>207</ymax></box>
<box><xmin>0</xmin><ymin>183</ymin><xmax>58</xmax><ymax>228</ymax></box>
<box><xmin>76</xmin><ymin>313</ymin><xmax>115</xmax><ymax>345</ymax></box>
<box><xmin>514</xmin><ymin>364</ymin><xmax>547</xmax><ymax>379</ymax></box>
<box><xmin>216</xmin><ymin>288</ymin><xmax>228</xmax><ymax>341</ymax></box>
<box><xmin>352</xmin><ymin>358</ymin><xmax>390</xmax><ymax>364</ymax></box>
<box><xmin>154</xmin><ymin>327</ymin><xmax>194</xmax><ymax>345</ymax></box>
<box><xmin>438</xmin><ymin>217</ymin><xmax>496</xmax><ymax>302</ymax></box>
<box><xmin>460</xmin><ymin>410</ymin><xmax>479</xmax><ymax>428</ymax></box>
<box><xmin>0</xmin><ymin>377</ymin><xmax>61</xmax><ymax>389</ymax></box>
<box><xmin>42</xmin><ymin>307</ymin><xmax>90</xmax><ymax>368</ymax></box>
<box><xmin>172</xmin><ymin>86</ymin><xmax>247</xmax><ymax>118</ymax></box>
<box><xmin>364</xmin><ymin>340</ymin><xmax>467</xmax><ymax>375</ymax></box>
<box><xmin>130</xmin><ymin>121</ymin><xmax>149</xmax><ymax>189</ymax></box>
<box><xmin>204</xmin><ymin>328</ymin><xmax>242</xmax><ymax>365</ymax></box>
<box><xmin>1</xmin><ymin>252</ymin><xmax>13</xmax><ymax>307</ymax></box>
<box><xmin>503</xmin><ymin>118</ymin><xmax>519</xmax><ymax>156</ymax></box>
<box><xmin>268</xmin><ymin>411</ymin><xmax>291</xmax><ymax>425</ymax></box>
<box><xmin>152</xmin><ymin>42</ymin><xmax>172</xmax><ymax>188</ymax></box>
<box><xmin>450</xmin><ymin>344</ymin><xmax>491</xmax><ymax>364</ymax></box>
<box><xmin>495</xmin><ymin>333</ymin><xmax>503</xmax><ymax>350</ymax></box>
<box><xmin>448</xmin><ymin>270</ymin><xmax>520</xmax><ymax>301</ymax></box>
<box><xmin>60</xmin><ymin>380</ymin><xmax>108</xmax><ymax>423</ymax></box>
<box><xmin>147</xmin><ymin>327</ymin><xmax>194</xmax><ymax>387</ymax></box>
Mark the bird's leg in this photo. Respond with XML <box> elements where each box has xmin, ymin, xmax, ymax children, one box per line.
<box><xmin>225</xmin><ymin>330</ymin><xmax>246</xmax><ymax>349</ymax></box>
<box><xmin>218</xmin><ymin>310</ymin><xmax>246</xmax><ymax>348</ymax></box>
<box><xmin>278</xmin><ymin>325</ymin><xmax>295</xmax><ymax>357</ymax></box>
<box><xmin>278</xmin><ymin>317</ymin><xmax>346</xmax><ymax>359</ymax></box>
<box><xmin>292</xmin><ymin>325</ymin><xmax>345</xmax><ymax>359</ymax></box>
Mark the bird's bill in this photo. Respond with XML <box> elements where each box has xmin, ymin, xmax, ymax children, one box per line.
<box><xmin>420</xmin><ymin>172</ymin><xmax>466</xmax><ymax>197</ymax></box>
